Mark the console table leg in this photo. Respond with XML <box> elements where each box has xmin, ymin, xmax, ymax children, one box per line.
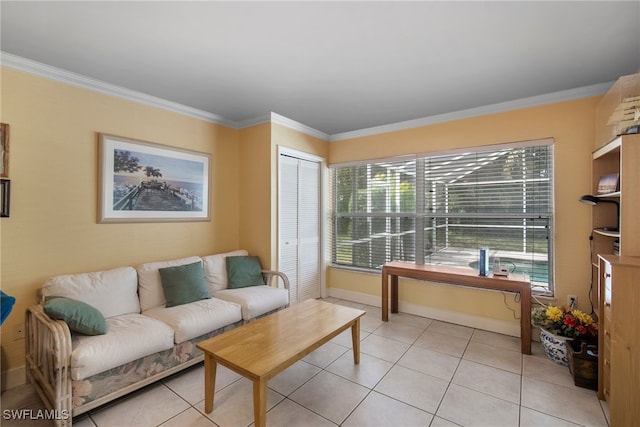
<box><xmin>382</xmin><ymin>268</ymin><xmax>389</xmax><ymax>321</ymax></box>
<box><xmin>391</xmin><ymin>275</ymin><xmax>399</xmax><ymax>313</ymax></box>
<box><xmin>520</xmin><ymin>288</ymin><xmax>532</xmax><ymax>354</ymax></box>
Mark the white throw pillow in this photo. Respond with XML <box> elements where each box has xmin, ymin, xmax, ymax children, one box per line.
<box><xmin>42</xmin><ymin>267</ymin><xmax>140</xmax><ymax>319</ymax></box>
<box><xmin>136</xmin><ymin>256</ymin><xmax>202</xmax><ymax>311</ymax></box>
<box><xmin>201</xmin><ymin>249</ymin><xmax>248</xmax><ymax>293</ymax></box>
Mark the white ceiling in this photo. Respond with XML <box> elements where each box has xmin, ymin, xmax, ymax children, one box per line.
<box><xmin>2</xmin><ymin>1</ymin><xmax>639</xmax><ymax>137</ymax></box>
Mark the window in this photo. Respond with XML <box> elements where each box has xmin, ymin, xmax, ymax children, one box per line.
<box><xmin>331</xmin><ymin>139</ymin><xmax>554</xmax><ymax>293</ymax></box>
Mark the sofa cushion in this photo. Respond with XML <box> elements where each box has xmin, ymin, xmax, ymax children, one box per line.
<box><xmin>70</xmin><ymin>313</ymin><xmax>174</xmax><ymax>380</ymax></box>
<box><xmin>42</xmin><ymin>267</ymin><xmax>140</xmax><ymax>319</ymax></box>
<box><xmin>226</xmin><ymin>256</ymin><xmax>265</xmax><ymax>289</ymax></box>
<box><xmin>143</xmin><ymin>298</ymin><xmax>242</xmax><ymax>344</ymax></box>
<box><xmin>44</xmin><ymin>296</ymin><xmax>107</xmax><ymax>335</ymax></box>
<box><xmin>136</xmin><ymin>256</ymin><xmax>202</xmax><ymax>311</ymax></box>
<box><xmin>159</xmin><ymin>261</ymin><xmax>210</xmax><ymax>307</ymax></box>
<box><xmin>214</xmin><ymin>286</ymin><xmax>289</xmax><ymax>320</ymax></box>
<box><xmin>201</xmin><ymin>249</ymin><xmax>248</xmax><ymax>293</ymax></box>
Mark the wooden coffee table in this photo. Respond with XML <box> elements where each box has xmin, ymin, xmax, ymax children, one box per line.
<box><xmin>196</xmin><ymin>298</ymin><xmax>366</xmax><ymax>427</ymax></box>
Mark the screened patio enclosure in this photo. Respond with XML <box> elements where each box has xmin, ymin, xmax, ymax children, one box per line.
<box><xmin>332</xmin><ymin>141</ymin><xmax>553</xmax><ymax>292</ymax></box>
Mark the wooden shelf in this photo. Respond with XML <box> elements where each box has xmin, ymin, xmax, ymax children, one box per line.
<box><xmin>590</xmin><ymin>134</ymin><xmax>640</xmax><ymax>257</ymax></box>
<box><xmin>594</xmin><ymin>136</ymin><xmax>621</xmax><ymax>159</ymax></box>
<box><xmin>593</xmin><ymin>75</ymin><xmax>640</xmax><ymax>422</ymax></box>
<box><xmin>592</xmin><ymin>76</ymin><xmax>640</xmax><ymax>421</ymax></box>
<box><xmin>593</xmin><ymin>228</ymin><xmax>620</xmax><ymax>238</ymax></box>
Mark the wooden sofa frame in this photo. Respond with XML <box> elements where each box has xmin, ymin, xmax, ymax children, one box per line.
<box><xmin>25</xmin><ymin>270</ymin><xmax>289</xmax><ymax>426</ymax></box>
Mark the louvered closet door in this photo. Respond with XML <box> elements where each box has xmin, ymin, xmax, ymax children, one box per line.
<box><xmin>279</xmin><ymin>155</ymin><xmax>300</xmax><ymax>304</ymax></box>
<box><xmin>279</xmin><ymin>153</ymin><xmax>321</xmax><ymax>305</ymax></box>
<box><xmin>297</xmin><ymin>159</ymin><xmax>320</xmax><ymax>302</ymax></box>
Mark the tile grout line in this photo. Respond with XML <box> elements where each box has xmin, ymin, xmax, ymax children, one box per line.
<box><xmin>3</xmin><ymin>298</ymin><xmax>605</xmax><ymax>427</ymax></box>
<box><xmin>428</xmin><ymin>323</ymin><xmax>475</xmax><ymax>426</ymax></box>
<box><xmin>336</xmin><ymin>317</ymin><xmax>430</xmax><ymax>426</ymax></box>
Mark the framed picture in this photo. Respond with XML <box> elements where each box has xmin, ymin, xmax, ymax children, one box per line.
<box><xmin>597</xmin><ymin>173</ymin><xmax>619</xmax><ymax>194</ymax></box>
<box><xmin>0</xmin><ymin>179</ymin><xmax>10</xmax><ymax>218</ymax></box>
<box><xmin>1</xmin><ymin>123</ymin><xmax>9</xmax><ymax>178</ymax></box>
<box><xmin>98</xmin><ymin>134</ymin><xmax>210</xmax><ymax>223</ymax></box>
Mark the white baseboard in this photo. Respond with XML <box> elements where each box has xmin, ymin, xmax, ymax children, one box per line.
<box><xmin>1</xmin><ymin>289</ymin><xmax>527</xmax><ymax>393</ymax></box>
<box><xmin>1</xmin><ymin>366</ymin><xmax>26</xmax><ymax>391</ymax></box>
<box><xmin>328</xmin><ymin>288</ymin><xmax>382</xmax><ymax>308</ymax></box>
<box><xmin>328</xmin><ymin>287</ymin><xmax>521</xmax><ymax>337</ymax></box>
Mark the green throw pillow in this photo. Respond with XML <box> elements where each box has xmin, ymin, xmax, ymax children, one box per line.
<box><xmin>159</xmin><ymin>261</ymin><xmax>211</xmax><ymax>307</ymax></box>
<box><xmin>226</xmin><ymin>256</ymin><xmax>265</xmax><ymax>289</ymax></box>
<box><xmin>43</xmin><ymin>296</ymin><xmax>107</xmax><ymax>335</ymax></box>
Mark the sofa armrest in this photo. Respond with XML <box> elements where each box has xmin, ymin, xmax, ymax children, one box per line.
<box><xmin>261</xmin><ymin>270</ymin><xmax>290</xmax><ymax>290</ymax></box>
<box><xmin>26</xmin><ymin>305</ymin><xmax>73</xmax><ymax>425</ymax></box>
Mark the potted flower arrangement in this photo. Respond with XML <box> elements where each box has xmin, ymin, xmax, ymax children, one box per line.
<box><xmin>532</xmin><ymin>305</ymin><xmax>598</xmax><ymax>366</ymax></box>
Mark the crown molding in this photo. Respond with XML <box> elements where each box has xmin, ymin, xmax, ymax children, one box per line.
<box><xmin>269</xmin><ymin>112</ymin><xmax>330</xmax><ymax>141</ymax></box>
<box><xmin>0</xmin><ymin>51</ymin><xmax>237</xmax><ymax>128</ymax></box>
<box><xmin>2</xmin><ymin>51</ymin><xmax>611</xmax><ymax>143</ymax></box>
<box><xmin>235</xmin><ymin>113</ymin><xmax>330</xmax><ymax>141</ymax></box>
<box><xmin>329</xmin><ymin>82</ymin><xmax>612</xmax><ymax>142</ymax></box>
<box><xmin>235</xmin><ymin>114</ymin><xmax>272</xmax><ymax>129</ymax></box>
<box><xmin>1</xmin><ymin>52</ymin><xmax>330</xmax><ymax>140</ymax></box>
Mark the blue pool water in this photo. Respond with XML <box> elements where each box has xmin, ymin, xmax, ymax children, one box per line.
<box><xmin>469</xmin><ymin>257</ymin><xmax>548</xmax><ymax>283</ymax></box>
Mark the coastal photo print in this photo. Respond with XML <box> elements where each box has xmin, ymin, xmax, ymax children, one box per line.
<box><xmin>98</xmin><ymin>134</ymin><xmax>210</xmax><ymax>223</ymax></box>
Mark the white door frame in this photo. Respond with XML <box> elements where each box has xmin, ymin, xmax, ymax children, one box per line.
<box><xmin>277</xmin><ymin>146</ymin><xmax>327</xmax><ymax>299</ymax></box>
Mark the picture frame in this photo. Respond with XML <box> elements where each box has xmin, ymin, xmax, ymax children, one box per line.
<box><xmin>98</xmin><ymin>134</ymin><xmax>210</xmax><ymax>223</ymax></box>
<box><xmin>1</xmin><ymin>123</ymin><xmax>9</xmax><ymax>178</ymax></box>
<box><xmin>0</xmin><ymin>179</ymin><xmax>10</xmax><ymax>218</ymax></box>
<box><xmin>597</xmin><ymin>173</ymin><xmax>619</xmax><ymax>194</ymax></box>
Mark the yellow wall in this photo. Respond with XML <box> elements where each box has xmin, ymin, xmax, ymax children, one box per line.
<box><xmin>236</xmin><ymin>120</ymin><xmax>328</xmax><ymax>268</ymax></box>
<box><xmin>272</xmin><ymin>123</ymin><xmax>329</xmax><ymax>158</ymax></box>
<box><xmin>237</xmin><ymin>122</ymin><xmax>330</xmax><ymax>269</ymax></box>
<box><xmin>328</xmin><ymin>97</ymin><xmax>599</xmax><ymax>330</ymax></box>
<box><xmin>0</xmin><ymin>64</ymin><xmax>600</xmax><ymax>383</ymax></box>
<box><xmin>0</xmin><ymin>68</ymin><xmax>241</xmax><ymax>381</ymax></box>
<box><xmin>271</xmin><ymin>123</ymin><xmax>329</xmax><ymax>268</ymax></box>
<box><xmin>238</xmin><ymin>123</ymin><xmax>272</xmax><ymax>266</ymax></box>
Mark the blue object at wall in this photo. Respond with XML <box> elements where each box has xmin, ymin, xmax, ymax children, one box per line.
<box><xmin>1</xmin><ymin>290</ymin><xmax>16</xmax><ymax>325</ymax></box>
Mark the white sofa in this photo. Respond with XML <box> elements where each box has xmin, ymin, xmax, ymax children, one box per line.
<box><xmin>25</xmin><ymin>250</ymin><xmax>289</xmax><ymax>426</ymax></box>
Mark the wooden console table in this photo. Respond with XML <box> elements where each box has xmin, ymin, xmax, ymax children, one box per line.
<box><xmin>381</xmin><ymin>261</ymin><xmax>532</xmax><ymax>354</ymax></box>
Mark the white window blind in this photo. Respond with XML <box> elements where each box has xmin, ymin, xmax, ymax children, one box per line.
<box><xmin>331</xmin><ymin>140</ymin><xmax>554</xmax><ymax>292</ymax></box>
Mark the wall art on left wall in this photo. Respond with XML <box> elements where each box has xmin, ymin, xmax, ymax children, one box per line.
<box><xmin>1</xmin><ymin>123</ymin><xmax>9</xmax><ymax>178</ymax></box>
<box><xmin>98</xmin><ymin>133</ymin><xmax>211</xmax><ymax>223</ymax></box>
<box><xmin>1</xmin><ymin>179</ymin><xmax>10</xmax><ymax>217</ymax></box>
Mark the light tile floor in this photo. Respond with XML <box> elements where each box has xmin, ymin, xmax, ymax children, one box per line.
<box><xmin>1</xmin><ymin>298</ymin><xmax>610</xmax><ymax>427</ymax></box>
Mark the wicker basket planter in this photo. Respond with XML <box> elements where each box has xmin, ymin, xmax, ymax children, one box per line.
<box><xmin>567</xmin><ymin>339</ymin><xmax>598</xmax><ymax>390</ymax></box>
